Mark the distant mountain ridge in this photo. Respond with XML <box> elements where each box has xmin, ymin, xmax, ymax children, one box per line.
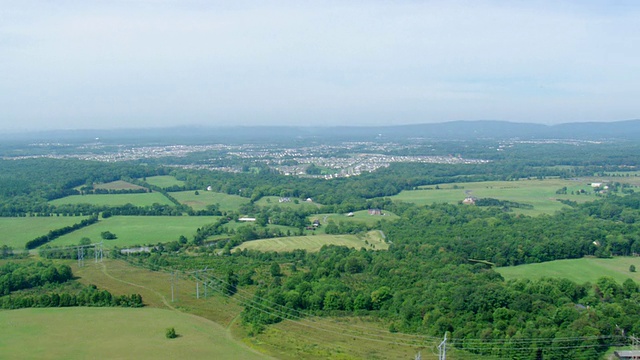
<box><xmin>4</xmin><ymin>119</ymin><xmax>640</xmax><ymax>143</ymax></box>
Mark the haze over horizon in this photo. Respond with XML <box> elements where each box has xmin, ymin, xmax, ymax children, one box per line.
<box><xmin>2</xmin><ymin>1</ymin><xmax>639</xmax><ymax>131</ymax></box>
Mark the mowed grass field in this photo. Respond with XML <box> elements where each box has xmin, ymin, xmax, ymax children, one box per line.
<box><xmin>234</xmin><ymin>231</ymin><xmax>388</xmax><ymax>253</ymax></box>
<box><xmin>49</xmin><ymin>192</ymin><xmax>174</xmax><ymax>207</ymax></box>
<box><xmin>498</xmin><ymin>257</ymin><xmax>640</xmax><ymax>284</ymax></box>
<box><xmin>0</xmin><ymin>216</ymin><xmax>89</xmax><ymax>249</ymax></box>
<box><xmin>0</xmin><ymin>307</ymin><xmax>267</xmax><ymax>360</ymax></box>
<box><xmin>171</xmin><ymin>191</ymin><xmax>249</xmax><ymax>212</ymax></box>
<box><xmin>392</xmin><ymin>179</ymin><xmax>598</xmax><ymax>216</ymax></box>
<box><xmin>144</xmin><ymin>175</ymin><xmax>185</xmax><ymax>188</ymax></box>
<box><xmin>49</xmin><ymin>216</ymin><xmax>220</xmax><ymax>248</ymax></box>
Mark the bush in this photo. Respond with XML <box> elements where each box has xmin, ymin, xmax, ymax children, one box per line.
<box><xmin>630</xmin><ymin>265</ymin><xmax>636</xmax><ymax>273</ymax></box>
<box><xmin>165</xmin><ymin>327</ymin><xmax>177</xmax><ymax>339</ymax></box>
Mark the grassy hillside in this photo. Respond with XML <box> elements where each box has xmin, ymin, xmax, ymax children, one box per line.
<box><xmin>391</xmin><ymin>179</ymin><xmax>598</xmax><ymax>216</ymax></box>
<box><xmin>50</xmin><ymin>216</ymin><xmax>220</xmax><ymax>248</ymax></box>
<box><xmin>313</xmin><ymin>210</ymin><xmax>399</xmax><ymax>229</ymax></box>
<box><xmin>171</xmin><ymin>191</ymin><xmax>249</xmax><ymax>212</ymax></box>
<box><xmin>144</xmin><ymin>175</ymin><xmax>185</xmax><ymax>188</ymax></box>
<box><xmin>0</xmin><ymin>307</ymin><xmax>268</xmax><ymax>360</ymax></box>
<box><xmin>94</xmin><ymin>180</ymin><xmax>147</xmax><ymax>191</ymax></box>
<box><xmin>49</xmin><ymin>193</ymin><xmax>174</xmax><ymax>207</ymax></box>
<box><xmin>234</xmin><ymin>231</ymin><xmax>388</xmax><ymax>253</ymax></box>
<box><xmin>0</xmin><ymin>216</ymin><xmax>89</xmax><ymax>249</ymax></box>
<box><xmin>497</xmin><ymin>257</ymin><xmax>640</xmax><ymax>284</ymax></box>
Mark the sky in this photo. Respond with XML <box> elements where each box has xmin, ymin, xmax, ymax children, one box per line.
<box><xmin>1</xmin><ymin>0</ymin><xmax>640</xmax><ymax>131</ymax></box>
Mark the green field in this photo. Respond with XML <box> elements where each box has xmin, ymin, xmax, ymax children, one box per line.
<box><xmin>49</xmin><ymin>192</ymin><xmax>174</xmax><ymax>207</ymax></box>
<box><xmin>0</xmin><ymin>307</ymin><xmax>267</xmax><ymax>360</ymax></box>
<box><xmin>0</xmin><ymin>216</ymin><xmax>89</xmax><ymax>249</ymax></box>
<box><xmin>94</xmin><ymin>180</ymin><xmax>147</xmax><ymax>191</ymax></box>
<box><xmin>234</xmin><ymin>231</ymin><xmax>388</xmax><ymax>253</ymax></box>
<box><xmin>313</xmin><ymin>210</ymin><xmax>399</xmax><ymax>229</ymax></box>
<box><xmin>49</xmin><ymin>216</ymin><xmax>220</xmax><ymax>248</ymax></box>
<box><xmin>391</xmin><ymin>179</ymin><xmax>599</xmax><ymax>215</ymax></box>
<box><xmin>144</xmin><ymin>175</ymin><xmax>185</xmax><ymax>188</ymax></box>
<box><xmin>171</xmin><ymin>191</ymin><xmax>249</xmax><ymax>212</ymax></box>
<box><xmin>497</xmin><ymin>257</ymin><xmax>640</xmax><ymax>284</ymax></box>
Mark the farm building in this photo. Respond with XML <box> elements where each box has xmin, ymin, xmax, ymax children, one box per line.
<box><xmin>368</xmin><ymin>209</ymin><xmax>382</xmax><ymax>215</ymax></box>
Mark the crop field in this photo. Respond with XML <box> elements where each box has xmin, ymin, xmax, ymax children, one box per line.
<box><xmin>0</xmin><ymin>307</ymin><xmax>267</xmax><ymax>360</ymax></box>
<box><xmin>391</xmin><ymin>179</ymin><xmax>600</xmax><ymax>215</ymax></box>
<box><xmin>49</xmin><ymin>216</ymin><xmax>220</xmax><ymax>248</ymax></box>
<box><xmin>49</xmin><ymin>192</ymin><xmax>174</xmax><ymax>207</ymax></box>
<box><xmin>255</xmin><ymin>196</ymin><xmax>322</xmax><ymax>210</ymax></box>
<box><xmin>234</xmin><ymin>231</ymin><xmax>388</xmax><ymax>253</ymax></box>
<box><xmin>94</xmin><ymin>180</ymin><xmax>147</xmax><ymax>191</ymax></box>
<box><xmin>497</xmin><ymin>257</ymin><xmax>640</xmax><ymax>284</ymax></box>
<box><xmin>144</xmin><ymin>175</ymin><xmax>185</xmax><ymax>188</ymax></box>
<box><xmin>171</xmin><ymin>191</ymin><xmax>249</xmax><ymax>212</ymax></box>
<box><xmin>0</xmin><ymin>216</ymin><xmax>89</xmax><ymax>249</ymax></box>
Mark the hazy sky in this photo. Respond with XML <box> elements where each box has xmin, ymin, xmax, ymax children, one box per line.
<box><xmin>1</xmin><ymin>1</ymin><xmax>639</xmax><ymax>131</ymax></box>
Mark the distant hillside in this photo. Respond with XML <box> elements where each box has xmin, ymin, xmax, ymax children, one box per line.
<box><xmin>4</xmin><ymin>119</ymin><xmax>640</xmax><ymax>144</ymax></box>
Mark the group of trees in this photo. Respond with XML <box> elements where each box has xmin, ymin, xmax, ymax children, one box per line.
<box><xmin>1</xmin><ymin>285</ymin><xmax>143</xmax><ymax>310</ymax></box>
<box><xmin>25</xmin><ymin>215</ymin><xmax>99</xmax><ymax>249</ymax></box>
<box><xmin>0</xmin><ymin>261</ymin><xmax>143</xmax><ymax>310</ymax></box>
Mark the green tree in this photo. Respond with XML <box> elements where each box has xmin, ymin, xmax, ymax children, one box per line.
<box><xmin>165</xmin><ymin>327</ymin><xmax>177</xmax><ymax>339</ymax></box>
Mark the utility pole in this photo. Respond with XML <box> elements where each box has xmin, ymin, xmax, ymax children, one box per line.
<box><xmin>438</xmin><ymin>333</ymin><xmax>447</xmax><ymax>360</ymax></box>
<box><xmin>94</xmin><ymin>242</ymin><xmax>103</xmax><ymax>263</ymax></box>
<box><xmin>77</xmin><ymin>246</ymin><xmax>84</xmax><ymax>267</ymax></box>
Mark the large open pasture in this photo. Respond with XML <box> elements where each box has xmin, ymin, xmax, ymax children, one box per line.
<box><xmin>0</xmin><ymin>307</ymin><xmax>267</xmax><ymax>360</ymax></box>
<box><xmin>497</xmin><ymin>257</ymin><xmax>640</xmax><ymax>284</ymax></box>
<box><xmin>144</xmin><ymin>175</ymin><xmax>185</xmax><ymax>188</ymax></box>
<box><xmin>0</xmin><ymin>216</ymin><xmax>89</xmax><ymax>249</ymax></box>
<box><xmin>49</xmin><ymin>192</ymin><xmax>174</xmax><ymax>207</ymax></box>
<box><xmin>234</xmin><ymin>231</ymin><xmax>388</xmax><ymax>253</ymax></box>
<box><xmin>391</xmin><ymin>178</ymin><xmax>599</xmax><ymax>215</ymax></box>
<box><xmin>49</xmin><ymin>216</ymin><xmax>220</xmax><ymax>248</ymax></box>
<box><xmin>171</xmin><ymin>190</ymin><xmax>249</xmax><ymax>212</ymax></box>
